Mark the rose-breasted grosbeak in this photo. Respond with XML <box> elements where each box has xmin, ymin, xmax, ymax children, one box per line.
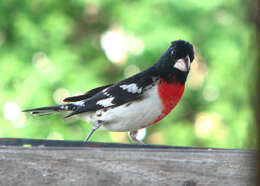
<box><xmin>24</xmin><ymin>40</ymin><xmax>194</xmax><ymax>144</ymax></box>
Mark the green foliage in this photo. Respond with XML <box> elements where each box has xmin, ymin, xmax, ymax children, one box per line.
<box><xmin>0</xmin><ymin>0</ymin><xmax>256</xmax><ymax>148</ymax></box>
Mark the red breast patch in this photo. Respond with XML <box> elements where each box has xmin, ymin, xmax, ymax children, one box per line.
<box><xmin>141</xmin><ymin>78</ymin><xmax>185</xmax><ymax>129</ymax></box>
<box><xmin>157</xmin><ymin>78</ymin><xmax>185</xmax><ymax>118</ymax></box>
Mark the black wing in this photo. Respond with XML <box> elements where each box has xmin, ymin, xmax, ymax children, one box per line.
<box><xmin>66</xmin><ymin>67</ymin><xmax>158</xmax><ymax>117</ymax></box>
<box><xmin>63</xmin><ymin>84</ymin><xmax>113</xmax><ymax>102</ymax></box>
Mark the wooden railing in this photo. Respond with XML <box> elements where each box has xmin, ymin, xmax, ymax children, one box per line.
<box><xmin>0</xmin><ymin>138</ymin><xmax>256</xmax><ymax>185</ymax></box>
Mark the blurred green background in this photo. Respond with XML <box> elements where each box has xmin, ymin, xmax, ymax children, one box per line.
<box><xmin>0</xmin><ymin>0</ymin><xmax>257</xmax><ymax>148</ymax></box>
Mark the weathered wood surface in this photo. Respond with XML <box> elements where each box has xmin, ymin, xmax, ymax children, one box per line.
<box><xmin>0</xmin><ymin>146</ymin><xmax>256</xmax><ymax>186</ymax></box>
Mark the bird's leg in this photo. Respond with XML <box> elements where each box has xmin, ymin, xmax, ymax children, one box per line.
<box><xmin>84</xmin><ymin>120</ymin><xmax>102</xmax><ymax>144</ymax></box>
<box><xmin>128</xmin><ymin>130</ymin><xmax>144</xmax><ymax>144</ymax></box>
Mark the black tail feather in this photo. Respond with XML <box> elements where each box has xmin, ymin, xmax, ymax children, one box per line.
<box><xmin>23</xmin><ymin>104</ymin><xmax>77</xmax><ymax>116</ymax></box>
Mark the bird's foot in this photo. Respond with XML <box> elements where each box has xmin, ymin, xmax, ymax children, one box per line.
<box><xmin>128</xmin><ymin>130</ymin><xmax>145</xmax><ymax>144</ymax></box>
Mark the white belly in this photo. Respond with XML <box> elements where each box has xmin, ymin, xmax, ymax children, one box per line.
<box><xmin>81</xmin><ymin>85</ymin><xmax>163</xmax><ymax>132</ymax></box>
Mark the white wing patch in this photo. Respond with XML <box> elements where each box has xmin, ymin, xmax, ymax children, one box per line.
<box><xmin>102</xmin><ymin>88</ymin><xmax>110</xmax><ymax>96</ymax></box>
<box><xmin>120</xmin><ymin>83</ymin><xmax>142</xmax><ymax>94</ymax></box>
<box><xmin>97</xmin><ymin>97</ymin><xmax>114</xmax><ymax>107</ymax></box>
<box><xmin>73</xmin><ymin>101</ymin><xmax>85</xmax><ymax>106</ymax></box>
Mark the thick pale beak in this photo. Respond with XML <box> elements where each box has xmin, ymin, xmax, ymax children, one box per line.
<box><xmin>173</xmin><ymin>56</ymin><xmax>191</xmax><ymax>72</ymax></box>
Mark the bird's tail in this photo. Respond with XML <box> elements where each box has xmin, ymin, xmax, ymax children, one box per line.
<box><xmin>23</xmin><ymin>104</ymin><xmax>78</xmax><ymax>117</ymax></box>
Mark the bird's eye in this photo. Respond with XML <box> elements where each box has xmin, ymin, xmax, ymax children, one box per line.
<box><xmin>170</xmin><ymin>50</ymin><xmax>175</xmax><ymax>57</ymax></box>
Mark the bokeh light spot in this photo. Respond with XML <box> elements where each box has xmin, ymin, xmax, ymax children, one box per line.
<box><xmin>12</xmin><ymin>113</ymin><xmax>27</xmax><ymax>128</ymax></box>
<box><xmin>147</xmin><ymin>131</ymin><xmax>165</xmax><ymax>144</ymax></box>
<box><xmin>110</xmin><ymin>132</ymin><xmax>128</xmax><ymax>142</ymax></box>
<box><xmin>128</xmin><ymin>37</ymin><xmax>144</xmax><ymax>55</ymax></box>
<box><xmin>194</xmin><ymin>113</ymin><xmax>222</xmax><ymax>138</ymax></box>
<box><xmin>47</xmin><ymin>131</ymin><xmax>64</xmax><ymax>140</ymax></box>
<box><xmin>84</xmin><ymin>3</ymin><xmax>99</xmax><ymax>16</ymax></box>
<box><xmin>32</xmin><ymin>52</ymin><xmax>53</xmax><ymax>74</ymax></box>
<box><xmin>101</xmin><ymin>29</ymin><xmax>127</xmax><ymax>64</ymax></box>
<box><xmin>53</xmin><ymin>88</ymin><xmax>70</xmax><ymax>104</ymax></box>
<box><xmin>188</xmin><ymin>60</ymin><xmax>208</xmax><ymax>90</ymax></box>
<box><xmin>101</xmin><ymin>27</ymin><xmax>144</xmax><ymax>65</ymax></box>
<box><xmin>124</xmin><ymin>65</ymin><xmax>140</xmax><ymax>78</ymax></box>
<box><xmin>4</xmin><ymin>102</ymin><xmax>20</xmax><ymax>121</ymax></box>
<box><xmin>203</xmin><ymin>85</ymin><xmax>220</xmax><ymax>102</ymax></box>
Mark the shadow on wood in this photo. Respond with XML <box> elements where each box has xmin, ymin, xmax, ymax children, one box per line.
<box><xmin>0</xmin><ymin>138</ymin><xmax>256</xmax><ymax>186</ymax></box>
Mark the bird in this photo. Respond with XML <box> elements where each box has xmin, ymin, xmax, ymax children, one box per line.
<box><xmin>23</xmin><ymin>40</ymin><xmax>195</xmax><ymax>144</ymax></box>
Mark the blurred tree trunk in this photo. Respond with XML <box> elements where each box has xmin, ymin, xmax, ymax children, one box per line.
<box><xmin>252</xmin><ymin>0</ymin><xmax>260</xmax><ymax>184</ymax></box>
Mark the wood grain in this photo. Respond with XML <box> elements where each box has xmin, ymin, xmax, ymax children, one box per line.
<box><xmin>0</xmin><ymin>146</ymin><xmax>256</xmax><ymax>186</ymax></box>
